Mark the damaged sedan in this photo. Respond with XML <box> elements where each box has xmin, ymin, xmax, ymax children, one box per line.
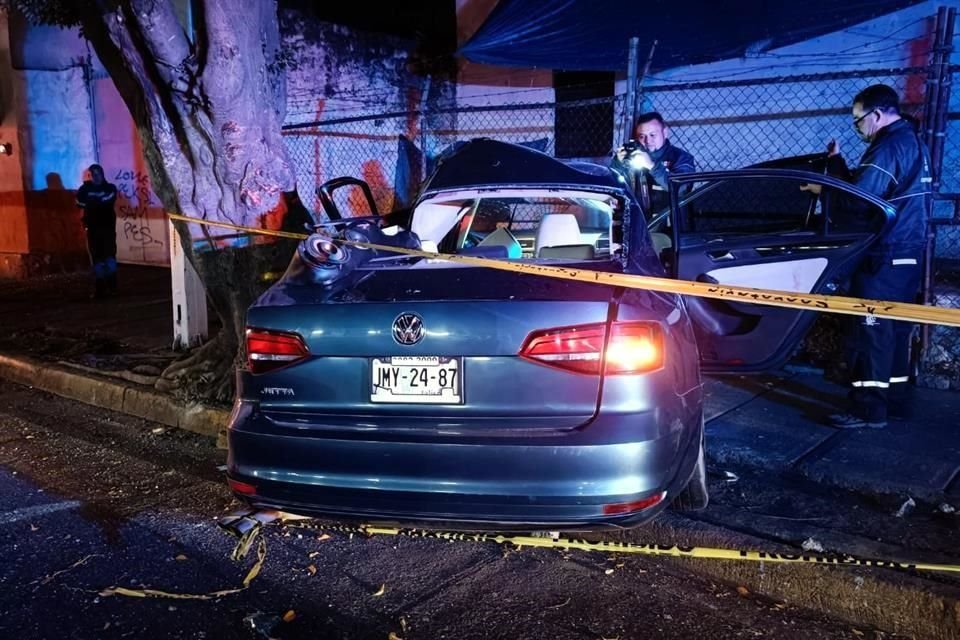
<box><xmin>226</xmin><ymin>139</ymin><xmax>894</xmax><ymax>530</ymax></box>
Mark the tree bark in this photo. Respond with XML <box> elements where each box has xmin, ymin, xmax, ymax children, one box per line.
<box><xmin>76</xmin><ymin>0</ymin><xmax>302</xmax><ymax>403</ymax></box>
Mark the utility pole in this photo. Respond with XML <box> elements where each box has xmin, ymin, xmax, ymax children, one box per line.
<box><xmin>169</xmin><ymin>0</ymin><xmax>208</xmax><ymax>350</ymax></box>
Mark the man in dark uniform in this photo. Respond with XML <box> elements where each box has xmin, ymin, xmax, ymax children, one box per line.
<box><xmin>76</xmin><ymin>164</ymin><xmax>119</xmax><ymax>298</ymax></box>
<box><xmin>802</xmin><ymin>85</ymin><xmax>932</xmax><ymax>429</ymax></box>
<box><xmin>611</xmin><ymin>111</ymin><xmax>697</xmax><ymax>215</ymax></box>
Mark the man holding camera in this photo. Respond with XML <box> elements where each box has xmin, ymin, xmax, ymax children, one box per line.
<box><xmin>611</xmin><ymin>111</ymin><xmax>697</xmax><ymax>214</ymax></box>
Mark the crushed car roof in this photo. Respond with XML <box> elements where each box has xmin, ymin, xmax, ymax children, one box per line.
<box><xmin>421</xmin><ymin>138</ymin><xmax>628</xmax><ymax>196</ymax></box>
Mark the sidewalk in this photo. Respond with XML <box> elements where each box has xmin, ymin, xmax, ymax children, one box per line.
<box><xmin>0</xmin><ymin>264</ymin><xmax>957</xmax><ymax>505</ymax></box>
<box><xmin>704</xmin><ymin>371</ymin><xmax>960</xmax><ymax>503</ymax></box>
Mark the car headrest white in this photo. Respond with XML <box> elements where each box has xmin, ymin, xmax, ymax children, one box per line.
<box><xmin>535</xmin><ymin>214</ymin><xmax>581</xmax><ymax>252</ymax></box>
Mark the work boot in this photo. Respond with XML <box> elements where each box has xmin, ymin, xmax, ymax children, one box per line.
<box><xmin>90</xmin><ymin>278</ymin><xmax>107</xmax><ymax>300</ymax></box>
<box><xmin>827</xmin><ymin>412</ymin><xmax>887</xmax><ymax>430</ymax></box>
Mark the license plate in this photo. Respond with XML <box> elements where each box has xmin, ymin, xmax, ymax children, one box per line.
<box><xmin>370</xmin><ymin>356</ymin><xmax>462</xmax><ymax>404</ymax></box>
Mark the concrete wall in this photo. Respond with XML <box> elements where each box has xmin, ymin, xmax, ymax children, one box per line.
<box><xmin>92</xmin><ymin>75</ymin><xmax>169</xmax><ymax>265</ymax></box>
<box><xmin>7</xmin><ymin>11</ymin><xmax>169</xmax><ymax>273</ymax></box>
<box><xmin>281</xmin><ymin>9</ymin><xmax>456</xmax><ymax>217</ymax></box>
<box><xmin>0</xmin><ymin>12</ymin><xmax>89</xmax><ymax>278</ymax></box>
<box><xmin>0</xmin><ymin>12</ymin><xmax>29</xmax><ymax>278</ymax></box>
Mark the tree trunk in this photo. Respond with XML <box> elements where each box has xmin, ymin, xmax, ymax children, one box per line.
<box><xmin>78</xmin><ymin>0</ymin><xmax>303</xmax><ymax>404</ymax></box>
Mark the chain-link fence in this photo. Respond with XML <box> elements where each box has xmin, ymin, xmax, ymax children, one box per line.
<box><xmin>282</xmin><ymin>65</ymin><xmax>960</xmax><ymax>388</ymax></box>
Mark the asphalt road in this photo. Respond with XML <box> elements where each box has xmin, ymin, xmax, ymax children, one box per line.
<box><xmin>0</xmin><ymin>379</ymin><xmax>889</xmax><ymax>640</ymax></box>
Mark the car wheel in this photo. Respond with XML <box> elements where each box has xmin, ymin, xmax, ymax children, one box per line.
<box><xmin>671</xmin><ymin>434</ymin><xmax>709</xmax><ymax>512</ymax></box>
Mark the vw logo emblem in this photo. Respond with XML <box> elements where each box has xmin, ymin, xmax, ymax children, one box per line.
<box><xmin>392</xmin><ymin>313</ymin><xmax>424</xmax><ymax>346</ymax></box>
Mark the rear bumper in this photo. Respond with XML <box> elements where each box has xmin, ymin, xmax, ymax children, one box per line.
<box><xmin>227</xmin><ymin>408</ymin><xmax>703</xmax><ymax>530</ymax></box>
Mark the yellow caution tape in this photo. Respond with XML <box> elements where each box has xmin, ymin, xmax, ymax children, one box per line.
<box><xmin>166</xmin><ymin>213</ymin><xmax>960</xmax><ymax>328</ymax></box>
<box><xmin>308</xmin><ymin>523</ymin><xmax>960</xmax><ymax>575</ymax></box>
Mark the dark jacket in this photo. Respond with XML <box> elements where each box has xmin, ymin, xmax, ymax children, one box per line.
<box><xmin>611</xmin><ymin>140</ymin><xmax>696</xmax><ymax>214</ymax></box>
<box><xmin>828</xmin><ymin>118</ymin><xmax>932</xmax><ymax>254</ymax></box>
<box><xmin>76</xmin><ymin>180</ymin><xmax>118</xmax><ymax>229</ymax></box>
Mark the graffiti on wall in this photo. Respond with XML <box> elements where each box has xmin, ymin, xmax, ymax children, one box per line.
<box><xmin>112</xmin><ymin>168</ymin><xmax>168</xmax><ymax>264</ymax></box>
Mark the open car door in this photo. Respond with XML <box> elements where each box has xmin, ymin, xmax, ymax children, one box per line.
<box><xmin>653</xmin><ymin>168</ymin><xmax>895</xmax><ymax>373</ymax></box>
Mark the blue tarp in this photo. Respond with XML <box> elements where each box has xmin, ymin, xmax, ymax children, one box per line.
<box><xmin>458</xmin><ymin>0</ymin><xmax>924</xmax><ymax>71</ymax></box>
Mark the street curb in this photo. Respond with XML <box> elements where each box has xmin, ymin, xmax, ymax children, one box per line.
<box><xmin>633</xmin><ymin>514</ymin><xmax>960</xmax><ymax>640</ymax></box>
<box><xmin>0</xmin><ymin>352</ymin><xmax>230</xmax><ymax>445</ymax></box>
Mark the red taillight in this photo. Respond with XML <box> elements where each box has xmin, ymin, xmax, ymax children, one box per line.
<box><xmin>245</xmin><ymin>328</ymin><xmax>309</xmax><ymax>374</ymax></box>
<box><xmin>602</xmin><ymin>491</ymin><xmax>666</xmax><ymax>515</ymax></box>
<box><xmin>228</xmin><ymin>478</ymin><xmax>257</xmax><ymax>496</ymax></box>
<box><xmin>519</xmin><ymin>321</ymin><xmax>663</xmax><ymax>375</ymax></box>
<box><xmin>519</xmin><ymin>323</ymin><xmax>606</xmax><ymax>374</ymax></box>
<box><xmin>605</xmin><ymin>322</ymin><xmax>664</xmax><ymax>374</ymax></box>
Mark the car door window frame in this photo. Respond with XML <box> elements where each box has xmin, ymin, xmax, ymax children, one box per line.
<box><xmin>664</xmin><ymin>169</ymin><xmax>896</xmax><ymax>278</ymax></box>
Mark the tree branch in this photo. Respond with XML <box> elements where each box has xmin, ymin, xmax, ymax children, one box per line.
<box><xmin>126</xmin><ymin>0</ymin><xmax>192</xmax><ymax>91</ymax></box>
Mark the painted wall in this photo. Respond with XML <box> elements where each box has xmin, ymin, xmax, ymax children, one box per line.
<box><xmin>281</xmin><ymin>9</ymin><xmax>455</xmax><ymax>218</ymax></box>
<box><xmin>1</xmin><ymin>12</ymin><xmax>89</xmax><ymax>278</ymax></box>
<box><xmin>0</xmin><ymin>12</ymin><xmax>29</xmax><ymax>274</ymax></box>
<box><xmin>92</xmin><ymin>75</ymin><xmax>169</xmax><ymax>265</ymax></box>
<box><xmin>9</xmin><ymin>5</ymin><xmax>452</xmax><ymax>271</ymax></box>
<box><xmin>8</xmin><ymin>11</ymin><xmax>169</xmax><ymax>272</ymax></box>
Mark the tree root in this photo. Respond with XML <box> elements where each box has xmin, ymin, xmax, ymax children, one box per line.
<box><xmin>156</xmin><ymin>332</ymin><xmax>238</xmax><ymax>405</ymax></box>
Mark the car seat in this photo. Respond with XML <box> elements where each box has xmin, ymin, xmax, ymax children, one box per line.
<box><xmin>534</xmin><ymin>214</ymin><xmax>594</xmax><ymax>258</ymax></box>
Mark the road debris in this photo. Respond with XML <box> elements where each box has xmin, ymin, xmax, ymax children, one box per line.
<box><xmin>243</xmin><ymin>611</ymin><xmax>281</xmax><ymax>639</ymax></box>
<box><xmin>35</xmin><ymin>554</ymin><xmax>100</xmax><ymax>586</ymax></box>
<box><xmin>894</xmin><ymin>497</ymin><xmax>916</xmax><ymax>518</ymax></box>
<box><xmin>801</xmin><ymin>538</ymin><xmax>825</xmax><ymax>553</ymax></box>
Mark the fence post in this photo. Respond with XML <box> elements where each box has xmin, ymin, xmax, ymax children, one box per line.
<box><xmin>920</xmin><ymin>6</ymin><xmax>955</xmax><ymax>362</ymax></box>
<box><xmin>622</xmin><ymin>37</ymin><xmax>640</xmax><ymax>145</ymax></box>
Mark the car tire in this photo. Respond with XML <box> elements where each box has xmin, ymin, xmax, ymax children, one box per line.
<box><xmin>671</xmin><ymin>434</ymin><xmax>709</xmax><ymax>512</ymax></box>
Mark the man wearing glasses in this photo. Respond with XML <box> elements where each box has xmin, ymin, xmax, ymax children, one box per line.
<box><xmin>802</xmin><ymin>84</ymin><xmax>932</xmax><ymax>429</ymax></box>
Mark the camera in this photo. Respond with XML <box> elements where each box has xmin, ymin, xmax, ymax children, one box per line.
<box><xmin>621</xmin><ymin>139</ymin><xmax>648</xmax><ymax>155</ymax></box>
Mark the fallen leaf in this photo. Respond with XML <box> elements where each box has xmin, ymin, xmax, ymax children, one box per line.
<box><xmin>283</xmin><ymin>609</ymin><xmax>297</xmax><ymax>623</ymax></box>
<box><xmin>309</xmin><ymin>551</ymin><xmax>320</xmax><ymax>558</ymax></box>
<box><xmin>307</xmin><ymin>564</ymin><xmax>317</xmax><ymax>575</ymax></box>
<box><xmin>615</xmin><ymin>562</ymin><xmax>625</xmax><ymax>569</ymax></box>
<box><xmin>373</xmin><ymin>584</ymin><xmax>386</xmax><ymax>597</ymax></box>
<box><xmin>400</xmin><ymin>617</ymin><xmax>408</xmax><ymax>633</ymax></box>
<box><xmin>851</xmin><ymin>630</ymin><xmax>864</xmax><ymax>638</ymax></box>
<box><xmin>317</xmin><ymin>533</ymin><xmax>331</xmax><ymax>542</ymax></box>
<box><xmin>175</xmin><ymin>554</ymin><xmax>187</xmax><ymax>561</ymax></box>
<box><xmin>388</xmin><ymin>633</ymin><xmax>403</xmax><ymax>640</ymax></box>
<box><xmin>30</xmin><ymin>524</ymin><xmax>39</xmax><ymax>532</ymax></box>
<box><xmin>604</xmin><ymin>568</ymin><xmax>614</xmax><ymax>575</ymax></box>
<box><xmin>736</xmin><ymin>586</ymin><xmax>750</xmax><ymax>597</ymax></box>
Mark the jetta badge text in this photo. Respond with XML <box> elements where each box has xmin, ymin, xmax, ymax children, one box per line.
<box><xmin>392</xmin><ymin>313</ymin><xmax>424</xmax><ymax>346</ymax></box>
